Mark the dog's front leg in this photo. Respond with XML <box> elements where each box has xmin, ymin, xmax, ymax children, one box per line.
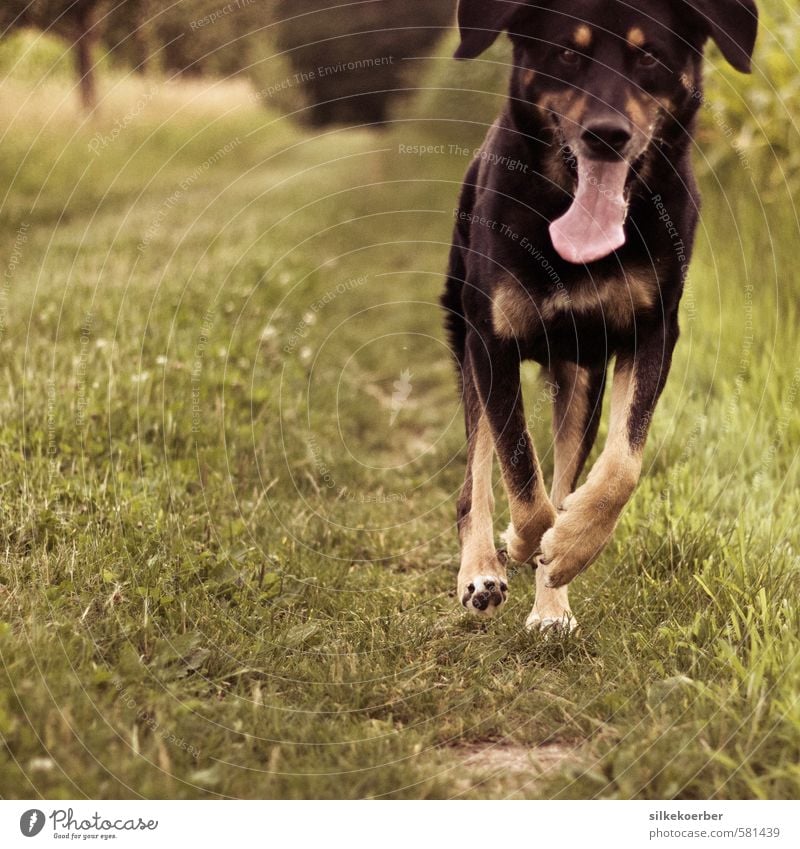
<box><xmin>527</xmin><ymin>360</ymin><xmax>607</xmax><ymax>632</ymax></box>
<box><xmin>538</xmin><ymin>319</ymin><xmax>679</xmax><ymax>591</ymax></box>
<box><xmin>456</xmin><ymin>344</ymin><xmax>510</xmax><ymax>617</ymax></box>
<box><xmin>455</xmin><ymin>343</ymin><xmax>508</xmax><ymax>616</ymax></box>
<box><xmin>467</xmin><ymin>330</ymin><xmax>556</xmax><ymax>568</ymax></box>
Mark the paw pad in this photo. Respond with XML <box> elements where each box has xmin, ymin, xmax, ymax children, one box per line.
<box><xmin>461</xmin><ymin>575</ymin><xmax>508</xmax><ymax>616</ymax></box>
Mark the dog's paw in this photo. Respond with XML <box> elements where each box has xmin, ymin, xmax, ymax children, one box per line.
<box><xmin>538</xmin><ymin>528</ymin><xmax>576</xmax><ymax>588</ymax></box>
<box><xmin>539</xmin><ymin>519</ymin><xmax>590</xmax><ymax>588</ymax></box>
<box><xmin>539</xmin><ymin>515</ymin><xmax>604</xmax><ymax>588</ymax></box>
<box><xmin>503</xmin><ymin>523</ymin><xmax>538</xmax><ymax>563</ymax></box>
<box><xmin>538</xmin><ymin>560</ymin><xmax>576</xmax><ymax>589</ymax></box>
<box><xmin>502</xmin><ymin>508</ymin><xmax>556</xmax><ymax>564</ymax></box>
<box><xmin>459</xmin><ymin>565</ymin><xmax>508</xmax><ymax>618</ymax></box>
<box><xmin>458</xmin><ymin>547</ymin><xmax>509</xmax><ymax>618</ymax></box>
<box><xmin>462</xmin><ymin>575</ymin><xmax>508</xmax><ymax>617</ymax></box>
<box><xmin>525</xmin><ymin>608</ymin><xmax>578</xmax><ymax>634</ymax></box>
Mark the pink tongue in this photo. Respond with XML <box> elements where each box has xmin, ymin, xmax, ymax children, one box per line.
<box><xmin>549</xmin><ymin>158</ymin><xmax>630</xmax><ymax>264</ymax></box>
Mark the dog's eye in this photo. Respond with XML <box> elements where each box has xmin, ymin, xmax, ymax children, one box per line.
<box><xmin>558</xmin><ymin>48</ymin><xmax>580</xmax><ymax>65</ymax></box>
<box><xmin>638</xmin><ymin>51</ymin><xmax>658</xmax><ymax>68</ymax></box>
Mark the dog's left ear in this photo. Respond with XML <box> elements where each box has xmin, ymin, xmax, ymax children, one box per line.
<box><xmin>686</xmin><ymin>0</ymin><xmax>759</xmax><ymax>73</ymax></box>
<box><xmin>454</xmin><ymin>0</ymin><xmax>528</xmax><ymax>59</ymax></box>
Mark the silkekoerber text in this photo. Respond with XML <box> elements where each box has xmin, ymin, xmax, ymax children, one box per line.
<box><xmin>650</xmin><ymin>811</ymin><xmax>722</xmax><ymax>821</ymax></box>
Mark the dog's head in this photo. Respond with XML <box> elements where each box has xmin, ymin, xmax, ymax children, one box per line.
<box><xmin>454</xmin><ymin>0</ymin><xmax>758</xmax><ymax>263</ymax></box>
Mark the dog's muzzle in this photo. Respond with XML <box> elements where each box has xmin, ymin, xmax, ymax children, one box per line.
<box><xmin>549</xmin><ymin>117</ymin><xmax>635</xmax><ymax>265</ymax></box>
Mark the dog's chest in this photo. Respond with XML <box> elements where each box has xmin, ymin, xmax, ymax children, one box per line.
<box><xmin>491</xmin><ymin>270</ymin><xmax>658</xmax><ymax>340</ymax></box>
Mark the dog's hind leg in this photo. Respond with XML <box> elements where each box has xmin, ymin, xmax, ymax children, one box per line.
<box><xmin>456</xmin><ymin>349</ymin><xmax>509</xmax><ymax>617</ymax></box>
<box><xmin>526</xmin><ymin>360</ymin><xmax>606</xmax><ymax>632</ymax></box>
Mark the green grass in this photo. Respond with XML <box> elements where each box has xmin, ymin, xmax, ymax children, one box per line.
<box><xmin>1</xmin><ymin>70</ymin><xmax>799</xmax><ymax>800</ymax></box>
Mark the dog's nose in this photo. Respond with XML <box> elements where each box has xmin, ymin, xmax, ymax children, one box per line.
<box><xmin>581</xmin><ymin>121</ymin><xmax>632</xmax><ymax>156</ymax></box>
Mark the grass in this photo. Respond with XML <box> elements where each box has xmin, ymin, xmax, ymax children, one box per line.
<box><xmin>0</xmin><ymin>67</ymin><xmax>799</xmax><ymax>800</ymax></box>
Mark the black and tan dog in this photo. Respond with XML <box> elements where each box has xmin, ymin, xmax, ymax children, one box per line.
<box><xmin>443</xmin><ymin>0</ymin><xmax>758</xmax><ymax>629</ymax></box>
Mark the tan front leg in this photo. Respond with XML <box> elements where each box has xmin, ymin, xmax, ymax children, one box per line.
<box><xmin>527</xmin><ymin>361</ymin><xmax>605</xmax><ymax>631</ymax></box>
<box><xmin>466</xmin><ymin>331</ymin><xmax>556</xmax><ymax>567</ymax></box>
<box><xmin>549</xmin><ymin>361</ymin><xmax>606</xmax><ymax>508</ymax></box>
<box><xmin>457</xmin><ymin>414</ymin><xmax>508</xmax><ymax>617</ymax></box>
<box><xmin>526</xmin><ymin>564</ymin><xmax>577</xmax><ymax>632</ymax></box>
<box><xmin>539</xmin><ymin>358</ymin><xmax>642</xmax><ymax>588</ymax></box>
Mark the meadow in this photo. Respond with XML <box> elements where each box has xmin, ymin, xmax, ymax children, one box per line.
<box><xmin>1</xmin><ymin>48</ymin><xmax>799</xmax><ymax>798</ymax></box>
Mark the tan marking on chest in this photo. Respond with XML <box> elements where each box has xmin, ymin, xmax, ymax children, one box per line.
<box><xmin>492</xmin><ymin>271</ymin><xmax>658</xmax><ymax>339</ymax></box>
<box><xmin>492</xmin><ymin>283</ymin><xmax>539</xmax><ymax>339</ymax></box>
<box><xmin>543</xmin><ymin>271</ymin><xmax>659</xmax><ymax>327</ymax></box>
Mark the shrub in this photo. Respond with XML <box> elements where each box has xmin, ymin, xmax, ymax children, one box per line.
<box><xmin>703</xmin><ymin>0</ymin><xmax>800</xmax><ymax>193</ymax></box>
<box><xmin>264</xmin><ymin>0</ymin><xmax>456</xmax><ymax>126</ymax></box>
<box><xmin>0</xmin><ymin>28</ymin><xmax>77</xmax><ymax>82</ymax></box>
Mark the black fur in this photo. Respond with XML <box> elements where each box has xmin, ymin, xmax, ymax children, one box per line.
<box><xmin>443</xmin><ymin>0</ymin><xmax>758</xmax><ymax>560</ymax></box>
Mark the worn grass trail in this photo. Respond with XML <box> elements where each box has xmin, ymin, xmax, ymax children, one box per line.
<box><xmin>0</xmin><ymin>75</ymin><xmax>799</xmax><ymax>799</ymax></box>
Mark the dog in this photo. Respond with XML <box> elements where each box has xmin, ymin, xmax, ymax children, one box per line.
<box><xmin>442</xmin><ymin>0</ymin><xmax>758</xmax><ymax>630</ymax></box>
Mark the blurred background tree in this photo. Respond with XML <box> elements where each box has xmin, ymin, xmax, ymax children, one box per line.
<box><xmin>0</xmin><ymin>0</ymin><xmax>108</xmax><ymax>109</ymax></box>
<box><xmin>0</xmin><ymin>0</ymin><xmax>796</xmax><ymax>188</ymax></box>
<box><xmin>102</xmin><ymin>0</ymin><xmax>155</xmax><ymax>75</ymax></box>
<box><xmin>99</xmin><ymin>0</ymin><xmax>454</xmax><ymax>125</ymax></box>
<box><xmin>103</xmin><ymin>0</ymin><xmax>264</xmax><ymax>77</ymax></box>
<box><xmin>251</xmin><ymin>0</ymin><xmax>456</xmax><ymax>126</ymax></box>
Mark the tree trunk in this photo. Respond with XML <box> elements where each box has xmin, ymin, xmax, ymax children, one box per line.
<box><xmin>74</xmin><ymin>6</ymin><xmax>98</xmax><ymax>112</ymax></box>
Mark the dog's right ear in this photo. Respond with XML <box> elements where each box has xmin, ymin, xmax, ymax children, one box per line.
<box><xmin>454</xmin><ymin>0</ymin><xmax>526</xmax><ymax>59</ymax></box>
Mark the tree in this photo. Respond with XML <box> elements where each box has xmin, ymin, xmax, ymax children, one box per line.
<box><xmin>102</xmin><ymin>0</ymin><xmax>155</xmax><ymax>75</ymax></box>
<box><xmin>103</xmin><ymin>0</ymin><xmax>266</xmax><ymax>79</ymax></box>
<box><xmin>0</xmin><ymin>1</ymin><xmax>108</xmax><ymax>110</ymax></box>
<box><xmin>268</xmin><ymin>0</ymin><xmax>456</xmax><ymax>126</ymax></box>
